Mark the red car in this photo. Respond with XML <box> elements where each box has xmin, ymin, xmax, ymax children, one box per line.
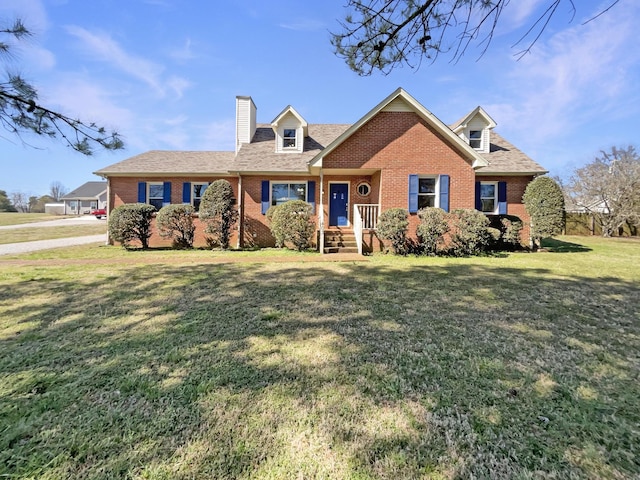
<box><xmin>91</xmin><ymin>208</ymin><xmax>107</xmax><ymax>219</ymax></box>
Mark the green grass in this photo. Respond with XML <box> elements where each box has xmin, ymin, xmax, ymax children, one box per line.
<box><xmin>0</xmin><ymin>213</ymin><xmax>71</xmax><ymax>226</ymax></box>
<box><xmin>0</xmin><ymin>236</ymin><xmax>638</xmax><ymax>479</ymax></box>
<box><xmin>0</xmin><ymin>224</ymin><xmax>107</xmax><ymax>244</ymax></box>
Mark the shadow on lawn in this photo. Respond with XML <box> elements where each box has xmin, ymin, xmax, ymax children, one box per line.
<box><xmin>541</xmin><ymin>237</ymin><xmax>593</xmax><ymax>253</ymax></box>
<box><xmin>0</xmin><ymin>260</ymin><xmax>638</xmax><ymax>478</ymax></box>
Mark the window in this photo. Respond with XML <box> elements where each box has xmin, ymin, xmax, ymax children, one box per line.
<box><xmin>283</xmin><ymin>129</ymin><xmax>296</xmax><ymax>148</ymax></box>
<box><xmin>356</xmin><ymin>182</ymin><xmax>371</xmax><ymax>197</ymax></box>
<box><xmin>469</xmin><ymin>130</ymin><xmax>482</xmax><ymax>149</ymax></box>
<box><xmin>418</xmin><ymin>177</ymin><xmax>437</xmax><ymax>209</ymax></box>
<box><xmin>480</xmin><ymin>182</ymin><xmax>497</xmax><ymax>213</ymax></box>
<box><xmin>148</xmin><ymin>183</ymin><xmax>164</xmax><ymax>210</ymax></box>
<box><xmin>192</xmin><ymin>183</ymin><xmax>207</xmax><ymax>211</ymax></box>
<box><xmin>271</xmin><ymin>182</ymin><xmax>306</xmax><ymax>206</ymax></box>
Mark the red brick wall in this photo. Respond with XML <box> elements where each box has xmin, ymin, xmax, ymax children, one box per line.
<box><xmin>324</xmin><ymin>111</ymin><xmax>477</xmax><ymax>234</ymax></box>
<box><xmin>240</xmin><ymin>176</ymin><xmax>319</xmax><ymax>248</ymax></box>
<box><xmin>476</xmin><ymin>175</ymin><xmax>535</xmax><ymax>245</ymax></box>
<box><xmin>108</xmin><ymin>176</ymin><xmax>240</xmax><ymax>248</ymax></box>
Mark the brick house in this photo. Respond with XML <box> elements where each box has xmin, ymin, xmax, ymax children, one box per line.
<box><xmin>94</xmin><ymin>88</ymin><xmax>547</xmax><ymax>253</ymax></box>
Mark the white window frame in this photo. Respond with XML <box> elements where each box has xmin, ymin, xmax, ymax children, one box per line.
<box><xmin>270</xmin><ymin>181</ymin><xmax>307</xmax><ymax>206</ymax></box>
<box><xmin>469</xmin><ymin>129</ymin><xmax>483</xmax><ymax>150</ymax></box>
<box><xmin>283</xmin><ymin>128</ymin><xmax>297</xmax><ymax>149</ymax></box>
<box><xmin>147</xmin><ymin>182</ymin><xmax>164</xmax><ymax>210</ymax></box>
<box><xmin>418</xmin><ymin>176</ymin><xmax>440</xmax><ymax>209</ymax></box>
<box><xmin>480</xmin><ymin>181</ymin><xmax>498</xmax><ymax>214</ymax></box>
<box><xmin>191</xmin><ymin>182</ymin><xmax>208</xmax><ymax>211</ymax></box>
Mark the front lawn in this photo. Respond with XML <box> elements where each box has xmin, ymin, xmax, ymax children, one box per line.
<box><xmin>0</xmin><ymin>236</ymin><xmax>638</xmax><ymax>479</ymax></box>
<box><xmin>0</xmin><ymin>224</ymin><xmax>107</xmax><ymax>244</ymax></box>
<box><xmin>0</xmin><ymin>213</ymin><xmax>69</xmax><ymax>226</ymax></box>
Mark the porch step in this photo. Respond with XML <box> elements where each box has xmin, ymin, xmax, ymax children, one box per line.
<box><xmin>323</xmin><ymin>230</ymin><xmax>358</xmax><ymax>254</ymax></box>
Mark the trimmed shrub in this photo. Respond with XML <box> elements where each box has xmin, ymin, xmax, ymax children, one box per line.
<box><xmin>486</xmin><ymin>214</ymin><xmax>524</xmax><ymax>251</ymax></box>
<box><xmin>156</xmin><ymin>204</ymin><xmax>195</xmax><ymax>249</ymax></box>
<box><xmin>377</xmin><ymin>208</ymin><xmax>409</xmax><ymax>255</ymax></box>
<box><xmin>199</xmin><ymin>179</ymin><xmax>238</xmax><ymax>249</ymax></box>
<box><xmin>267</xmin><ymin>200</ymin><xmax>315</xmax><ymax>251</ymax></box>
<box><xmin>417</xmin><ymin>207</ymin><xmax>449</xmax><ymax>256</ymax></box>
<box><xmin>449</xmin><ymin>208</ymin><xmax>499</xmax><ymax>256</ymax></box>
<box><xmin>108</xmin><ymin>203</ymin><xmax>156</xmax><ymax>249</ymax></box>
<box><xmin>522</xmin><ymin>175</ymin><xmax>565</xmax><ymax>248</ymax></box>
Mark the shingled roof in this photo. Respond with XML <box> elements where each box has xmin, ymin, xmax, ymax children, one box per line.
<box><xmin>233</xmin><ymin>124</ymin><xmax>350</xmax><ymax>173</ymax></box>
<box><xmin>475</xmin><ymin>132</ymin><xmax>547</xmax><ymax>175</ymax></box>
<box><xmin>62</xmin><ymin>181</ymin><xmax>107</xmax><ymax>199</ymax></box>
<box><xmin>95</xmin><ymin>113</ymin><xmax>544</xmax><ymax>176</ymax></box>
<box><xmin>95</xmin><ymin>150</ymin><xmax>236</xmax><ymax>176</ymax></box>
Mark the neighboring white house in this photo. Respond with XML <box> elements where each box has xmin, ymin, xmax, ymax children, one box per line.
<box><xmin>61</xmin><ymin>181</ymin><xmax>107</xmax><ymax>215</ymax></box>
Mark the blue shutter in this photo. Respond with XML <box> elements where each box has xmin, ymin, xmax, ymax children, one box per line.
<box><xmin>182</xmin><ymin>182</ymin><xmax>191</xmax><ymax>204</ymax></box>
<box><xmin>261</xmin><ymin>180</ymin><xmax>270</xmax><ymax>214</ymax></box>
<box><xmin>439</xmin><ymin>174</ymin><xmax>450</xmax><ymax>212</ymax></box>
<box><xmin>307</xmin><ymin>181</ymin><xmax>316</xmax><ymax>214</ymax></box>
<box><xmin>163</xmin><ymin>182</ymin><xmax>171</xmax><ymax>206</ymax></box>
<box><xmin>408</xmin><ymin>174</ymin><xmax>419</xmax><ymax>213</ymax></box>
<box><xmin>498</xmin><ymin>181</ymin><xmax>507</xmax><ymax>214</ymax></box>
<box><xmin>475</xmin><ymin>181</ymin><xmax>482</xmax><ymax>211</ymax></box>
<box><xmin>138</xmin><ymin>182</ymin><xmax>146</xmax><ymax>203</ymax></box>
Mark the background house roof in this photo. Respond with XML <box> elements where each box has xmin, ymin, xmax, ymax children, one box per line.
<box><xmin>94</xmin><ymin>150</ymin><xmax>236</xmax><ymax>176</ymax></box>
<box><xmin>475</xmin><ymin>133</ymin><xmax>548</xmax><ymax>175</ymax></box>
<box><xmin>61</xmin><ymin>181</ymin><xmax>107</xmax><ymax>199</ymax></box>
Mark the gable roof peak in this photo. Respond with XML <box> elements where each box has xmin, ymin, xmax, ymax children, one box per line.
<box><xmin>451</xmin><ymin>106</ymin><xmax>497</xmax><ymax>132</ymax></box>
<box><xmin>271</xmin><ymin>105</ymin><xmax>308</xmax><ymax>136</ymax></box>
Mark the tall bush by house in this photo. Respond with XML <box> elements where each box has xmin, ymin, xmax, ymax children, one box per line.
<box><xmin>416</xmin><ymin>207</ymin><xmax>449</xmax><ymax>256</ymax></box>
<box><xmin>377</xmin><ymin>208</ymin><xmax>410</xmax><ymax>255</ymax></box>
<box><xmin>449</xmin><ymin>208</ymin><xmax>500</xmax><ymax>256</ymax></box>
<box><xmin>156</xmin><ymin>204</ymin><xmax>195</xmax><ymax>249</ymax></box>
<box><xmin>267</xmin><ymin>200</ymin><xmax>315</xmax><ymax>251</ymax></box>
<box><xmin>199</xmin><ymin>179</ymin><xmax>238</xmax><ymax>250</ymax></box>
<box><xmin>522</xmin><ymin>175</ymin><xmax>565</xmax><ymax>249</ymax></box>
<box><xmin>108</xmin><ymin>203</ymin><xmax>156</xmax><ymax>249</ymax></box>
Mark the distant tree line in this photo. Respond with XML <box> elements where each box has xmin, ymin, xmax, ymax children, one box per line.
<box><xmin>0</xmin><ymin>181</ymin><xmax>68</xmax><ymax>213</ymax></box>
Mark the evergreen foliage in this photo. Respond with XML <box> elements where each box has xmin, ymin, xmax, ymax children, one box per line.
<box><xmin>267</xmin><ymin>200</ymin><xmax>316</xmax><ymax>251</ymax></box>
<box><xmin>522</xmin><ymin>176</ymin><xmax>565</xmax><ymax>248</ymax></box>
<box><xmin>416</xmin><ymin>207</ymin><xmax>449</xmax><ymax>256</ymax></box>
<box><xmin>156</xmin><ymin>204</ymin><xmax>195</xmax><ymax>249</ymax></box>
<box><xmin>377</xmin><ymin>208</ymin><xmax>409</xmax><ymax>255</ymax></box>
<box><xmin>199</xmin><ymin>180</ymin><xmax>238</xmax><ymax>249</ymax></box>
<box><xmin>107</xmin><ymin>203</ymin><xmax>156</xmax><ymax>249</ymax></box>
<box><xmin>449</xmin><ymin>209</ymin><xmax>499</xmax><ymax>256</ymax></box>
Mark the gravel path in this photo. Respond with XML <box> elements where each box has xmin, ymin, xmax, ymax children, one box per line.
<box><xmin>0</xmin><ymin>235</ymin><xmax>107</xmax><ymax>256</ymax></box>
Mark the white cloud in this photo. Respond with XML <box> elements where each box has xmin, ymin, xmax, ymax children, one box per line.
<box><xmin>169</xmin><ymin>38</ymin><xmax>196</xmax><ymax>62</ymax></box>
<box><xmin>64</xmin><ymin>25</ymin><xmax>168</xmax><ymax>96</ymax></box>
<box><xmin>488</xmin><ymin>0</ymin><xmax>640</xmax><ymax>143</ymax></box>
<box><xmin>167</xmin><ymin>75</ymin><xmax>192</xmax><ymax>99</ymax></box>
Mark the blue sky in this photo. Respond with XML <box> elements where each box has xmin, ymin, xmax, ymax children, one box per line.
<box><xmin>1</xmin><ymin>0</ymin><xmax>639</xmax><ymax>197</ymax></box>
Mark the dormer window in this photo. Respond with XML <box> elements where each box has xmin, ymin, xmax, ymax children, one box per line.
<box><xmin>469</xmin><ymin>130</ymin><xmax>482</xmax><ymax>150</ymax></box>
<box><xmin>283</xmin><ymin>129</ymin><xmax>297</xmax><ymax>148</ymax></box>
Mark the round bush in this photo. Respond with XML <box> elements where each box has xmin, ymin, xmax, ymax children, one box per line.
<box><xmin>156</xmin><ymin>204</ymin><xmax>195</xmax><ymax>249</ymax></box>
<box><xmin>417</xmin><ymin>207</ymin><xmax>449</xmax><ymax>255</ymax></box>
<box><xmin>199</xmin><ymin>179</ymin><xmax>238</xmax><ymax>249</ymax></box>
<box><xmin>108</xmin><ymin>203</ymin><xmax>156</xmax><ymax>249</ymax></box>
<box><xmin>268</xmin><ymin>200</ymin><xmax>315</xmax><ymax>251</ymax></box>
<box><xmin>377</xmin><ymin>208</ymin><xmax>409</xmax><ymax>255</ymax></box>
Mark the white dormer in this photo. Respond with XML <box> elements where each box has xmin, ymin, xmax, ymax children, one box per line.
<box><xmin>452</xmin><ymin>106</ymin><xmax>497</xmax><ymax>154</ymax></box>
<box><xmin>271</xmin><ymin>106</ymin><xmax>308</xmax><ymax>153</ymax></box>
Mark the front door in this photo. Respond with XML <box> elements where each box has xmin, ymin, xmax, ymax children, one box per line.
<box><xmin>329</xmin><ymin>183</ymin><xmax>349</xmax><ymax>227</ymax></box>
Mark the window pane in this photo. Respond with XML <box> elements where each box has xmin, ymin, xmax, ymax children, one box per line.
<box><xmin>149</xmin><ymin>184</ymin><xmax>164</xmax><ymax>198</ymax></box>
<box><xmin>283</xmin><ymin>129</ymin><xmax>296</xmax><ymax>147</ymax></box>
<box><xmin>419</xmin><ymin>178</ymin><xmax>436</xmax><ymax>194</ymax></box>
<box><xmin>470</xmin><ymin>130</ymin><xmax>482</xmax><ymax>139</ymax></box>
<box><xmin>291</xmin><ymin>183</ymin><xmax>306</xmax><ymax>201</ymax></box>
<box><xmin>480</xmin><ymin>184</ymin><xmax>495</xmax><ymax>198</ymax></box>
<box><xmin>149</xmin><ymin>199</ymin><xmax>163</xmax><ymax>210</ymax></box>
<box><xmin>481</xmin><ymin>199</ymin><xmax>495</xmax><ymax>212</ymax></box>
<box><xmin>193</xmin><ymin>184</ymin><xmax>206</xmax><ymax>198</ymax></box>
<box><xmin>272</xmin><ymin>184</ymin><xmax>289</xmax><ymax>205</ymax></box>
<box><xmin>193</xmin><ymin>199</ymin><xmax>201</xmax><ymax>212</ymax></box>
<box><xmin>418</xmin><ymin>195</ymin><xmax>435</xmax><ymax>209</ymax></box>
